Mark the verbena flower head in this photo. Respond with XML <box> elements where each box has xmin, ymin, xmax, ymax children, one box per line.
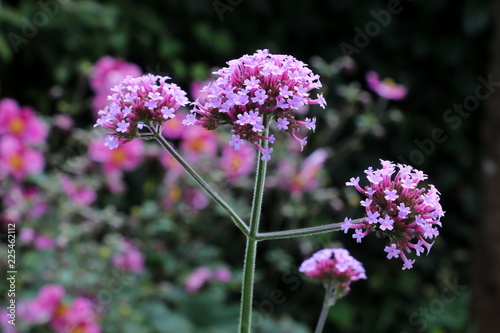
<box><xmin>184</xmin><ymin>49</ymin><xmax>326</xmax><ymax>160</ymax></box>
<box><xmin>366</xmin><ymin>71</ymin><xmax>407</xmax><ymax>100</ymax></box>
<box><xmin>299</xmin><ymin>248</ymin><xmax>366</xmax><ymax>297</ymax></box>
<box><xmin>343</xmin><ymin>160</ymin><xmax>444</xmax><ymax>270</ymax></box>
<box><xmin>94</xmin><ymin>74</ymin><xmax>189</xmax><ymax>149</ymax></box>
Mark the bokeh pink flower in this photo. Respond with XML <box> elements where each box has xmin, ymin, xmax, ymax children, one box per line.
<box><xmin>277</xmin><ymin>148</ymin><xmax>328</xmax><ymax>194</ymax></box>
<box><xmin>366</xmin><ymin>71</ymin><xmax>407</xmax><ymax>100</ymax></box>
<box><xmin>0</xmin><ymin>98</ymin><xmax>48</xmax><ymax>145</ymax></box>
<box><xmin>90</xmin><ymin>56</ymin><xmax>142</xmax><ymax>117</ymax></box>
<box><xmin>88</xmin><ymin>138</ymin><xmax>144</xmax><ymax>173</ymax></box>
<box><xmin>60</xmin><ymin>175</ymin><xmax>97</xmax><ymax>206</ymax></box>
<box><xmin>0</xmin><ymin>135</ymin><xmax>45</xmax><ymax>180</ymax></box>
<box><xmin>220</xmin><ymin>141</ymin><xmax>256</xmax><ymax>181</ymax></box>
<box><xmin>112</xmin><ymin>241</ymin><xmax>145</xmax><ymax>274</ymax></box>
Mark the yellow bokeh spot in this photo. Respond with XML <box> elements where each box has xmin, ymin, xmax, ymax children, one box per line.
<box><xmin>9</xmin><ymin>118</ymin><xmax>25</xmax><ymax>135</ymax></box>
<box><xmin>170</xmin><ymin>185</ymin><xmax>182</xmax><ymax>202</ymax></box>
<box><xmin>382</xmin><ymin>77</ymin><xmax>396</xmax><ymax>86</ymax></box>
<box><xmin>189</xmin><ymin>138</ymin><xmax>204</xmax><ymax>152</ymax></box>
<box><xmin>54</xmin><ymin>304</ymin><xmax>69</xmax><ymax>318</ymax></box>
<box><xmin>120</xmin><ymin>304</ymin><xmax>132</xmax><ymax>316</ymax></box>
<box><xmin>8</xmin><ymin>154</ymin><xmax>23</xmax><ymax>171</ymax></box>
<box><xmin>98</xmin><ymin>246</ymin><xmax>111</xmax><ymax>259</ymax></box>
<box><xmin>71</xmin><ymin>325</ymin><xmax>85</xmax><ymax>333</ymax></box>
<box><xmin>111</xmin><ymin>149</ymin><xmax>126</xmax><ymax>165</ymax></box>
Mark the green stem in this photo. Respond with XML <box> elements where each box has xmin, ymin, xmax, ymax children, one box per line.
<box><xmin>255</xmin><ymin>218</ymin><xmax>366</xmax><ymax>241</ymax></box>
<box><xmin>239</xmin><ymin>117</ymin><xmax>270</xmax><ymax>333</ymax></box>
<box><xmin>154</xmin><ymin>133</ymin><xmax>250</xmax><ymax>236</ymax></box>
<box><xmin>314</xmin><ymin>283</ymin><xmax>335</xmax><ymax>333</ymax></box>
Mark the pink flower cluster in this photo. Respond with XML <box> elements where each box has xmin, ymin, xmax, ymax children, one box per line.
<box><xmin>184</xmin><ymin>49</ymin><xmax>326</xmax><ymax>161</ymax></box>
<box><xmin>366</xmin><ymin>71</ymin><xmax>407</xmax><ymax>101</ymax></box>
<box><xmin>299</xmin><ymin>248</ymin><xmax>366</xmax><ymax>296</ymax></box>
<box><xmin>184</xmin><ymin>266</ymin><xmax>232</xmax><ymax>294</ymax></box>
<box><xmin>0</xmin><ymin>98</ymin><xmax>47</xmax><ymax>180</ymax></box>
<box><xmin>19</xmin><ymin>285</ymin><xmax>100</xmax><ymax>333</ymax></box>
<box><xmin>343</xmin><ymin>160</ymin><xmax>444</xmax><ymax>270</ymax></box>
<box><xmin>90</xmin><ymin>56</ymin><xmax>142</xmax><ymax>116</ymax></box>
<box><xmin>94</xmin><ymin>74</ymin><xmax>189</xmax><ymax>149</ymax></box>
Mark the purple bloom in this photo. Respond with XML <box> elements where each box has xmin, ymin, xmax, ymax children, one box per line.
<box><xmin>299</xmin><ymin>248</ymin><xmax>366</xmax><ymax>296</ymax></box>
<box><xmin>229</xmin><ymin>134</ymin><xmax>244</xmax><ymax>151</ymax></box>
<box><xmin>378</xmin><ymin>215</ymin><xmax>394</xmax><ymax>231</ymax></box>
<box><xmin>353</xmin><ymin>229</ymin><xmax>365</xmax><ymax>243</ymax></box>
<box><xmin>276</xmin><ymin>117</ymin><xmax>289</xmax><ymax>130</ymax></box>
<box><xmin>341</xmin><ymin>217</ymin><xmax>351</xmax><ymax>234</ymax></box>
<box><xmin>185</xmin><ymin>49</ymin><xmax>326</xmax><ymax>160</ymax></box>
<box><xmin>344</xmin><ymin>160</ymin><xmax>444</xmax><ymax>269</ymax></box>
<box><xmin>384</xmin><ymin>244</ymin><xmax>400</xmax><ymax>259</ymax></box>
<box><xmin>94</xmin><ymin>74</ymin><xmax>189</xmax><ymax>149</ymax></box>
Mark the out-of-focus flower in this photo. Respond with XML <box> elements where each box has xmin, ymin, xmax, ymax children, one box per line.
<box><xmin>34</xmin><ymin>234</ymin><xmax>55</xmax><ymax>250</ymax></box>
<box><xmin>365</xmin><ymin>71</ymin><xmax>407</xmax><ymax>100</ymax></box>
<box><xmin>90</xmin><ymin>56</ymin><xmax>142</xmax><ymax>93</ymax></box>
<box><xmin>213</xmin><ymin>267</ymin><xmax>232</xmax><ymax>283</ymax></box>
<box><xmin>299</xmin><ymin>248</ymin><xmax>366</xmax><ymax>297</ymax></box>
<box><xmin>20</xmin><ymin>227</ymin><xmax>36</xmax><ymax>243</ymax></box>
<box><xmin>184</xmin><ymin>49</ymin><xmax>326</xmax><ymax>161</ymax></box>
<box><xmin>88</xmin><ymin>138</ymin><xmax>144</xmax><ymax>173</ymax></box>
<box><xmin>185</xmin><ymin>188</ymin><xmax>210</xmax><ymax>211</ymax></box>
<box><xmin>220</xmin><ymin>141</ymin><xmax>256</xmax><ymax>181</ymax></box>
<box><xmin>161</xmin><ymin>110</ymin><xmax>188</xmax><ymax>140</ymax></box>
<box><xmin>190</xmin><ymin>79</ymin><xmax>212</xmax><ymax>102</ymax></box>
<box><xmin>94</xmin><ymin>74</ymin><xmax>189</xmax><ymax>149</ymax></box>
<box><xmin>60</xmin><ymin>175</ymin><xmax>97</xmax><ymax>206</ymax></box>
<box><xmin>0</xmin><ymin>98</ymin><xmax>48</xmax><ymax>145</ymax></box>
<box><xmin>0</xmin><ymin>309</ymin><xmax>16</xmax><ymax>333</ymax></box>
<box><xmin>51</xmin><ymin>297</ymin><xmax>101</xmax><ymax>333</ymax></box>
<box><xmin>1</xmin><ymin>184</ymin><xmax>48</xmax><ymax>224</ymax></box>
<box><xmin>277</xmin><ymin>148</ymin><xmax>328</xmax><ymax>194</ymax></box>
<box><xmin>185</xmin><ymin>267</ymin><xmax>213</xmax><ymax>294</ymax></box>
<box><xmin>180</xmin><ymin>125</ymin><xmax>218</xmax><ymax>163</ymax></box>
<box><xmin>18</xmin><ymin>284</ymin><xmax>65</xmax><ymax>324</ymax></box>
<box><xmin>343</xmin><ymin>160</ymin><xmax>444</xmax><ymax>270</ymax></box>
<box><xmin>112</xmin><ymin>241</ymin><xmax>144</xmax><ymax>274</ymax></box>
<box><xmin>53</xmin><ymin>114</ymin><xmax>74</xmax><ymax>131</ymax></box>
<box><xmin>0</xmin><ymin>136</ymin><xmax>44</xmax><ymax>180</ymax></box>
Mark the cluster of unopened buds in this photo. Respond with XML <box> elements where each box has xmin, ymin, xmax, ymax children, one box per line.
<box><xmin>299</xmin><ymin>248</ymin><xmax>366</xmax><ymax>297</ymax></box>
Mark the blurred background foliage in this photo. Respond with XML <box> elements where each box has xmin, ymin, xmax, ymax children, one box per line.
<box><xmin>0</xmin><ymin>0</ymin><xmax>488</xmax><ymax>332</ymax></box>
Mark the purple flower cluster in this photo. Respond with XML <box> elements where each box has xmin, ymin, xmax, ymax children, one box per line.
<box><xmin>183</xmin><ymin>49</ymin><xmax>326</xmax><ymax>161</ymax></box>
<box><xmin>299</xmin><ymin>248</ymin><xmax>366</xmax><ymax>296</ymax></box>
<box><xmin>94</xmin><ymin>74</ymin><xmax>189</xmax><ymax>149</ymax></box>
<box><xmin>343</xmin><ymin>160</ymin><xmax>444</xmax><ymax>270</ymax></box>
